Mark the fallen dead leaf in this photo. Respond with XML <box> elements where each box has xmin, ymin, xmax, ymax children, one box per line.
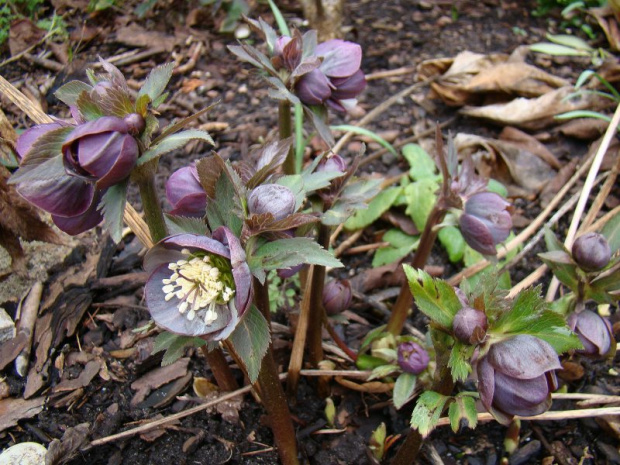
<box><xmin>9</xmin><ymin>18</ymin><xmax>45</xmax><ymax>56</ymax></box>
<box><xmin>0</xmin><ymin>397</ymin><xmax>45</xmax><ymax>432</ymax></box>
<box><xmin>115</xmin><ymin>23</ymin><xmax>178</xmax><ymax>52</ymax></box>
<box><xmin>130</xmin><ymin>357</ymin><xmax>190</xmax><ymax>406</ymax></box>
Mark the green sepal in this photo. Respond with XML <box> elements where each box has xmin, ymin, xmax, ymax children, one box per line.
<box><xmin>227</xmin><ymin>305</ymin><xmax>270</xmax><ymax>383</ymax></box>
<box><xmin>356</xmin><ymin>353</ymin><xmax>390</xmax><ymax>371</ymax></box>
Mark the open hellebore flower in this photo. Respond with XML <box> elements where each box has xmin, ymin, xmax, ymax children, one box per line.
<box><xmin>62</xmin><ymin>115</ymin><xmax>140</xmax><ymax>189</ymax></box>
<box><xmin>295</xmin><ymin>39</ymin><xmax>366</xmax><ymax>112</ymax></box>
<box><xmin>322</xmin><ymin>279</ymin><xmax>352</xmax><ymax>315</ymax></box>
<box><xmin>144</xmin><ymin>229</ymin><xmax>253</xmax><ymax>340</ymax></box>
<box><xmin>459</xmin><ymin>192</ymin><xmax>513</xmax><ymax>256</ymax></box>
<box><xmin>166</xmin><ymin>165</ymin><xmax>207</xmax><ymax>217</ymax></box>
<box><xmin>247</xmin><ymin>184</ymin><xmax>296</xmax><ymax>221</ymax></box>
<box><xmin>568</xmin><ymin>310</ymin><xmax>614</xmax><ymax>357</ymax></box>
<box><xmin>452</xmin><ymin>306</ymin><xmax>488</xmax><ymax>344</ymax></box>
<box><xmin>397</xmin><ymin>342</ymin><xmax>430</xmax><ymax>375</ymax></box>
<box><xmin>571</xmin><ymin>232</ymin><xmax>611</xmax><ymax>272</ymax></box>
<box><xmin>477</xmin><ymin>335</ymin><xmax>561</xmax><ymax>424</ymax></box>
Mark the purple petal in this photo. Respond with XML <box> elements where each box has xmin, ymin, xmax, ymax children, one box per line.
<box><xmin>488</xmin><ymin>335</ymin><xmax>562</xmax><ymax>379</ymax></box>
<box><xmin>169</xmin><ymin>193</ymin><xmax>208</xmax><ymax>217</ymax></box>
<box><xmin>316</xmin><ymin>39</ymin><xmax>362</xmax><ymax>77</ymax></box>
<box><xmin>296</xmin><ymin>69</ymin><xmax>332</xmax><ymax>105</ymax></box>
<box><xmin>331</xmin><ymin>70</ymin><xmax>367</xmax><ymax>100</ymax></box>
<box><xmin>63</xmin><ymin>116</ymin><xmax>129</xmax><ymax>144</ymax></box>
<box><xmin>51</xmin><ymin>190</ymin><xmax>104</xmax><ymax>235</ymax></box>
<box><xmin>166</xmin><ymin>165</ymin><xmax>207</xmax><ymax>216</ymax></box>
<box><xmin>459</xmin><ymin>213</ymin><xmax>497</xmax><ymax>255</ymax></box>
<box><xmin>493</xmin><ymin>371</ymin><xmax>552</xmax><ymax>417</ymax></box>
<box><xmin>16</xmin><ymin>122</ymin><xmax>65</xmax><ymax>159</ymax></box>
<box><xmin>476</xmin><ymin>356</ymin><xmax>495</xmax><ymax>413</ymax></box>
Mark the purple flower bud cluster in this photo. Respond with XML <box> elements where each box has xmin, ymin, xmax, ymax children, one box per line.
<box><xmin>397</xmin><ymin>341</ymin><xmax>430</xmax><ymax>375</ymax></box>
<box><xmin>15</xmin><ymin>115</ymin><xmax>142</xmax><ymax>235</ymax></box>
<box><xmin>247</xmin><ymin>184</ymin><xmax>296</xmax><ymax>221</ymax></box>
<box><xmin>571</xmin><ymin>232</ymin><xmax>611</xmax><ymax>272</ymax></box>
<box><xmin>459</xmin><ymin>192</ymin><xmax>513</xmax><ymax>256</ymax></box>
<box><xmin>477</xmin><ymin>335</ymin><xmax>561</xmax><ymax>424</ymax></box>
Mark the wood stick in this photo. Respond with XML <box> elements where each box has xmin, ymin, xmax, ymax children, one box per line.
<box><xmin>15</xmin><ymin>282</ymin><xmax>43</xmax><ymax>377</ymax></box>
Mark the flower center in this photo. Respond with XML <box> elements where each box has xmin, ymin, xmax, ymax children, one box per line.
<box><xmin>161</xmin><ymin>249</ymin><xmax>235</xmax><ymax>325</ymax></box>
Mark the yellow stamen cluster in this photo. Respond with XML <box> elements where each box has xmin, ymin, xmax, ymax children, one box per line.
<box><xmin>162</xmin><ymin>250</ymin><xmax>234</xmax><ymax>325</ymax></box>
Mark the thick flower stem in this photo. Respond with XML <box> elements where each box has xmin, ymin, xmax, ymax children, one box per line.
<box><xmin>306</xmin><ymin>225</ymin><xmax>330</xmax><ymax>368</ymax></box>
<box><xmin>279</xmin><ymin>101</ymin><xmax>295</xmax><ymax>175</ymax></box>
<box><xmin>386</xmin><ymin>204</ymin><xmax>446</xmax><ymax>335</ymax></box>
<box><xmin>134</xmin><ymin>161</ymin><xmax>168</xmax><ymax>243</ymax></box>
<box><xmin>200</xmin><ymin>346</ymin><xmax>239</xmax><ymax>392</ymax></box>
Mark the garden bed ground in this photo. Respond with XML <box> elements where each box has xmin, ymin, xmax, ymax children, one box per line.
<box><xmin>0</xmin><ymin>0</ymin><xmax>619</xmax><ymax>464</ymax></box>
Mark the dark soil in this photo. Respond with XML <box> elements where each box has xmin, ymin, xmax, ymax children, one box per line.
<box><xmin>1</xmin><ymin>0</ymin><xmax>619</xmax><ymax>464</ymax></box>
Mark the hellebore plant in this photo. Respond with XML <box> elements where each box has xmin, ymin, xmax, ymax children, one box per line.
<box><xmin>166</xmin><ymin>164</ymin><xmax>208</xmax><ymax>217</ymax></box>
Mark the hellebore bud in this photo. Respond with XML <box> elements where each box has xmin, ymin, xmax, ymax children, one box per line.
<box><xmin>452</xmin><ymin>306</ymin><xmax>488</xmax><ymax>344</ymax></box>
<box><xmin>397</xmin><ymin>342</ymin><xmax>429</xmax><ymax>375</ymax></box>
<box><xmin>317</xmin><ymin>154</ymin><xmax>347</xmax><ymax>176</ymax></box>
<box><xmin>166</xmin><ymin>165</ymin><xmax>207</xmax><ymax>217</ymax></box>
<box><xmin>272</xmin><ymin>35</ymin><xmax>302</xmax><ymax>72</ymax></box>
<box><xmin>123</xmin><ymin>113</ymin><xmax>146</xmax><ymax>136</ymax></box>
<box><xmin>247</xmin><ymin>184</ymin><xmax>296</xmax><ymax>221</ymax></box>
<box><xmin>144</xmin><ymin>229</ymin><xmax>253</xmax><ymax>341</ymax></box>
<box><xmin>62</xmin><ymin>116</ymin><xmax>139</xmax><ymax>189</ymax></box>
<box><xmin>477</xmin><ymin>335</ymin><xmax>561</xmax><ymax>424</ymax></box>
<box><xmin>571</xmin><ymin>232</ymin><xmax>611</xmax><ymax>272</ymax></box>
<box><xmin>568</xmin><ymin>310</ymin><xmax>614</xmax><ymax>357</ymax></box>
<box><xmin>459</xmin><ymin>192</ymin><xmax>513</xmax><ymax>256</ymax></box>
<box><xmin>322</xmin><ymin>279</ymin><xmax>352</xmax><ymax>315</ymax></box>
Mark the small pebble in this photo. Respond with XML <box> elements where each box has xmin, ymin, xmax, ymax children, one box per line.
<box><xmin>0</xmin><ymin>442</ymin><xmax>47</xmax><ymax>465</ymax></box>
<box><xmin>0</xmin><ymin>308</ymin><xmax>15</xmax><ymax>343</ymax></box>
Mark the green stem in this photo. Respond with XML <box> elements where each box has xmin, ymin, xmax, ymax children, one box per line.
<box><xmin>279</xmin><ymin>101</ymin><xmax>295</xmax><ymax>175</ymax></box>
<box><xmin>134</xmin><ymin>161</ymin><xmax>168</xmax><ymax>243</ymax></box>
<box><xmin>386</xmin><ymin>204</ymin><xmax>446</xmax><ymax>335</ymax></box>
<box><xmin>200</xmin><ymin>346</ymin><xmax>239</xmax><ymax>392</ymax></box>
<box><xmin>252</xmin><ymin>280</ymin><xmax>299</xmax><ymax>465</ymax></box>
<box><xmin>294</xmin><ymin>103</ymin><xmax>305</xmax><ymax>173</ymax></box>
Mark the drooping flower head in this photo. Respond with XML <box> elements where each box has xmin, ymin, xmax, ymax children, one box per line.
<box><xmin>144</xmin><ymin>229</ymin><xmax>253</xmax><ymax>341</ymax></box>
<box><xmin>459</xmin><ymin>192</ymin><xmax>513</xmax><ymax>256</ymax></box>
<box><xmin>476</xmin><ymin>335</ymin><xmax>561</xmax><ymax>424</ymax></box>
<box><xmin>166</xmin><ymin>165</ymin><xmax>207</xmax><ymax>217</ymax></box>
<box><xmin>568</xmin><ymin>310</ymin><xmax>614</xmax><ymax>358</ymax></box>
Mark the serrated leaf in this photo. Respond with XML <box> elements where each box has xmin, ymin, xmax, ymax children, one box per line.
<box><xmin>228</xmin><ymin>44</ymin><xmax>277</xmax><ymax>76</ymax></box>
<box><xmin>266</xmin><ymin>77</ymin><xmax>301</xmax><ymax>104</ymax></box>
<box><xmin>138</xmin><ymin>129</ymin><xmax>214</xmax><ymax>166</ymax></box>
<box><xmin>344</xmin><ymin>186</ymin><xmax>402</xmax><ymax>231</ymax></box>
<box><xmin>164</xmin><ymin>214</ymin><xmax>208</xmax><ymax>235</ymax></box>
<box><xmin>601</xmin><ymin>210</ymin><xmax>620</xmax><ymax>254</ymax></box>
<box><xmin>152</xmin><ymin>332</ymin><xmax>206</xmax><ymax>366</ymax></box>
<box><xmin>438</xmin><ymin>226</ymin><xmax>466</xmax><ymax>263</ymax></box>
<box><xmin>54</xmin><ymin>80</ymin><xmax>92</xmax><ymax>107</ymax></box>
<box><xmin>448</xmin><ymin>341</ymin><xmax>473</xmax><ymax>382</ymax></box>
<box><xmin>249</xmin><ymin>237</ymin><xmax>342</xmax><ymax>283</ymax></box>
<box><xmin>138</xmin><ymin>62</ymin><xmax>175</xmax><ymax>103</ymax></box>
<box><xmin>205</xmin><ymin>164</ymin><xmax>244</xmax><ymax>237</ymax></box>
<box><xmin>247</xmin><ymin>138</ymin><xmax>294</xmax><ymax>189</ymax></box>
<box><xmin>587</xmin><ymin>268</ymin><xmax>620</xmax><ymax>304</ymax></box>
<box><xmin>98</xmin><ymin>86</ymin><xmax>135</xmax><ymax>118</ymax></box>
<box><xmin>404</xmin><ymin>266</ymin><xmax>462</xmax><ymax>328</ymax></box>
<box><xmin>404</xmin><ymin>179</ymin><xmax>439</xmax><ymax>230</ymax></box>
<box><xmin>393</xmin><ymin>372</ymin><xmax>417</xmax><ymax>410</ymax></box>
<box><xmin>99</xmin><ymin>180</ymin><xmax>127</xmax><ymax>243</ymax></box>
<box><xmin>538</xmin><ymin>251</ymin><xmax>579</xmax><ymax>292</ymax></box>
<box><xmin>410</xmin><ymin>391</ymin><xmax>450</xmax><ymax>438</ymax></box>
<box><xmin>227</xmin><ymin>305</ymin><xmax>270</xmax><ymax>383</ymax></box>
<box><xmin>402</xmin><ymin>144</ymin><xmax>437</xmax><ymax>181</ymax></box>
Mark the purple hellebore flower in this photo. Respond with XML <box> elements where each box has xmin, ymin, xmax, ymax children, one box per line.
<box><xmin>295</xmin><ymin>39</ymin><xmax>366</xmax><ymax>111</ymax></box>
<box><xmin>322</xmin><ymin>279</ymin><xmax>352</xmax><ymax>315</ymax></box>
<box><xmin>272</xmin><ymin>35</ymin><xmax>302</xmax><ymax>72</ymax></box>
<box><xmin>62</xmin><ymin>115</ymin><xmax>140</xmax><ymax>190</ymax></box>
<box><xmin>452</xmin><ymin>306</ymin><xmax>488</xmax><ymax>345</ymax></box>
<box><xmin>571</xmin><ymin>232</ymin><xmax>611</xmax><ymax>272</ymax></box>
<box><xmin>166</xmin><ymin>165</ymin><xmax>207</xmax><ymax>218</ymax></box>
<box><xmin>459</xmin><ymin>192</ymin><xmax>513</xmax><ymax>256</ymax></box>
<box><xmin>247</xmin><ymin>184</ymin><xmax>296</xmax><ymax>221</ymax></box>
<box><xmin>144</xmin><ymin>229</ymin><xmax>253</xmax><ymax>341</ymax></box>
<box><xmin>397</xmin><ymin>342</ymin><xmax>430</xmax><ymax>375</ymax></box>
<box><xmin>568</xmin><ymin>310</ymin><xmax>614</xmax><ymax>357</ymax></box>
<box><xmin>477</xmin><ymin>335</ymin><xmax>561</xmax><ymax>424</ymax></box>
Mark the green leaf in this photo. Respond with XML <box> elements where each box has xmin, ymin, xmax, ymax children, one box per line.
<box><xmin>54</xmin><ymin>80</ymin><xmax>92</xmax><ymax>106</ymax></box>
<box><xmin>322</xmin><ymin>178</ymin><xmax>382</xmax><ymax>226</ymax></box>
<box><xmin>601</xmin><ymin>210</ymin><xmax>620</xmax><ymax>254</ymax></box>
<box><xmin>530</xmin><ymin>43</ymin><xmax>591</xmax><ymax>56</ymax></box>
<box><xmin>546</xmin><ymin>33</ymin><xmax>594</xmax><ymax>51</ymax></box>
<box><xmin>368</xmin><ymin>364</ymin><xmax>399</xmax><ymax>381</ymax></box>
<box><xmin>356</xmin><ymin>353</ymin><xmax>389</xmax><ymax>371</ymax></box>
<box><xmin>344</xmin><ymin>186</ymin><xmax>402</xmax><ymax>231</ymax></box>
<box><xmin>164</xmin><ymin>214</ymin><xmax>208</xmax><ymax>235</ymax></box>
<box><xmin>267</xmin><ymin>0</ymin><xmax>290</xmax><ymax>36</ymax></box>
<box><xmin>228</xmin><ymin>44</ymin><xmax>277</xmax><ymax>76</ymax></box>
<box><xmin>99</xmin><ymin>180</ymin><xmax>127</xmax><ymax>243</ymax></box>
<box><xmin>266</xmin><ymin>76</ymin><xmax>301</xmax><ymax>104</ymax></box>
<box><xmin>249</xmin><ymin>238</ymin><xmax>342</xmax><ymax>283</ymax></box>
<box><xmin>372</xmin><ymin>229</ymin><xmax>418</xmax><ymax>267</ymax></box>
<box><xmin>358</xmin><ymin>325</ymin><xmax>387</xmax><ymax>353</ymax></box>
<box><xmin>138</xmin><ymin>129</ymin><xmax>214</xmax><ymax>166</ymax></box>
<box><xmin>138</xmin><ymin>62</ymin><xmax>174</xmax><ymax>104</ymax></box>
<box><xmin>305</xmin><ymin>105</ymin><xmax>335</xmax><ymax>146</ymax></box>
<box><xmin>448</xmin><ymin>341</ymin><xmax>474</xmax><ymax>382</ymax></box>
<box><xmin>393</xmin><ymin>373</ymin><xmax>417</xmax><ymax>410</ymax></box>
<box><xmin>404</xmin><ymin>266</ymin><xmax>462</xmax><ymax>328</ymax></box>
<box><xmin>152</xmin><ymin>331</ymin><xmax>206</xmax><ymax>366</ymax></box>
<box><xmin>404</xmin><ymin>179</ymin><xmax>439</xmax><ymax>230</ymax></box>
<box><xmin>538</xmin><ymin>250</ymin><xmax>579</xmax><ymax>291</ymax></box>
<box><xmin>448</xmin><ymin>395</ymin><xmax>478</xmax><ymax>432</ymax></box>
<box><xmin>487</xmin><ymin>178</ymin><xmax>508</xmax><ymax>198</ymax></box>
<box><xmin>227</xmin><ymin>305</ymin><xmax>270</xmax><ymax>383</ymax></box>
<box><xmin>401</xmin><ymin>144</ymin><xmax>437</xmax><ymax>181</ymax></box>
<box><xmin>438</xmin><ymin>226</ymin><xmax>466</xmax><ymax>263</ymax></box>
<box><xmin>587</xmin><ymin>267</ymin><xmax>620</xmax><ymax>304</ymax></box>
<box><xmin>205</xmin><ymin>165</ymin><xmax>244</xmax><ymax>238</ymax></box>
<box><xmin>332</xmin><ymin>125</ymin><xmax>397</xmax><ymax>156</ymax></box>
<box><xmin>410</xmin><ymin>391</ymin><xmax>450</xmax><ymax>438</ymax></box>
